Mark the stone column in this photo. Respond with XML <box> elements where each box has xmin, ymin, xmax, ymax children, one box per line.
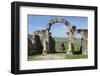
<box><xmin>67</xmin><ymin>32</ymin><xmax>72</xmax><ymax>54</ymax></box>
<box><xmin>81</xmin><ymin>32</ymin><xmax>88</xmax><ymax>55</ymax></box>
<box><xmin>43</xmin><ymin>40</ymin><xmax>46</xmax><ymax>54</ymax></box>
<box><xmin>43</xmin><ymin>40</ymin><xmax>48</xmax><ymax>54</ymax></box>
<box><xmin>67</xmin><ymin>32</ymin><xmax>75</xmax><ymax>54</ymax></box>
<box><xmin>42</xmin><ymin>30</ymin><xmax>47</xmax><ymax>54</ymax></box>
<box><xmin>67</xmin><ymin>26</ymin><xmax>76</xmax><ymax>54</ymax></box>
<box><xmin>42</xmin><ymin>29</ymin><xmax>50</xmax><ymax>54</ymax></box>
<box><xmin>46</xmin><ymin>29</ymin><xmax>50</xmax><ymax>53</ymax></box>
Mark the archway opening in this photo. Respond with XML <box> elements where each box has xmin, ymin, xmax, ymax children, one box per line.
<box><xmin>74</xmin><ymin>33</ymin><xmax>82</xmax><ymax>52</ymax></box>
<box><xmin>49</xmin><ymin>23</ymin><xmax>68</xmax><ymax>53</ymax></box>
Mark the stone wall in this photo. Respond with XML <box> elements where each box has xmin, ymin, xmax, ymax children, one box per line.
<box><xmin>28</xmin><ymin>18</ymin><xmax>88</xmax><ymax>55</ymax></box>
<box><xmin>28</xmin><ymin>32</ymin><xmax>43</xmax><ymax>55</ymax></box>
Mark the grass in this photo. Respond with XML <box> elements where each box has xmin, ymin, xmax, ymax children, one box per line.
<box><xmin>64</xmin><ymin>54</ymin><xmax>88</xmax><ymax>59</ymax></box>
<box><xmin>28</xmin><ymin>54</ymin><xmax>46</xmax><ymax>60</ymax></box>
<box><xmin>55</xmin><ymin>38</ymin><xmax>68</xmax><ymax>52</ymax></box>
<box><xmin>54</xmin><ymin>37</ymin><xmax>81</xmax><ymax>52</ymax></box>
<box><xmin>28</xmin><ymin>53</ymin><xmax>88</xmax><ymax>61</ymax></box>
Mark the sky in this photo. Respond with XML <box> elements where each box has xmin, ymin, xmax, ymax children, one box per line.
<box><xmin>28</xmin><ymin>15</ymin><xmax>88</xmax><ymax>38</ymax></box>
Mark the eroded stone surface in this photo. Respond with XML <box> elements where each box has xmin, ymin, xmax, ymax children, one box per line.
<box><xmin>28</xmin><ymin>18</ymin><xmax>88</xmax><ymax>55</ymax></box>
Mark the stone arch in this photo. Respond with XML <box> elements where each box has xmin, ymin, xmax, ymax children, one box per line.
<box><xmin>74</xmin><ymin>33</ymin><xmax>82</xmax><ymax>50</ymax></box>
<box><xmin>29</xmin><ymin>18</ymin><xmax>88</xmax><ymax>55</ymax></box>
<box><xmin>42</xmin><ymin>18</ymin><xmax>77</xmax><ymax>54</ymax></box>
<box><xmin>76</xmin><ymin>29</ymin><xmax>88</xmax><ymax>55</ymax></box>
<box><xmin>46</xmin><ymin>18</ymin><xmax>71</xmax><ymax>31</ymax></box>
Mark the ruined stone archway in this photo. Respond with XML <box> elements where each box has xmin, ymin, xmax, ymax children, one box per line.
<box><xmin>46</xmin><ymin>18</ymin><xmax>71</xmax><ymax>31</ymax></box>
<box><xmin>29</xmin><ymin>18</ymin><xmax>88</xmax><ymax>55</ymax></box>
<box><xmin>70</xmin><ymin>29</ymin><xmax>88</xmax><ymax>55</ymax></box>
<box><xmin>43</xmin><ymin>18</ymin><xmax>77</xmax><ymax>54</ymax></box>
<box><xmin>76</xmin><ymin>29</ymin><xmax>88</xmax><ymax>55</ymax></box>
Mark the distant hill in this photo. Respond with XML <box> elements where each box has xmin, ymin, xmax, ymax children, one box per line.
<box><xmin>54</xmin><ymin>37</ymin><xmax>81</xmax><ymax>43</ymax></box>
<box><xmin>28</xmin><ymin>34</ymin><xmax>81</xmax><ymax>44</ymax></box>
<box><xmin>54</xmin><ymin>37</ymin><xmax>68</xmax><ymax>41</ymax></box>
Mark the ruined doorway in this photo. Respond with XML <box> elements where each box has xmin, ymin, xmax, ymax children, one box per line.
<box><xmin>49</xmin><ymin>23</ymin><xmax>68</xmax><ymax>53</ymax></box>
<box><xmin>46</xmin><ymin>18</ymin><xmax>71</xmax><ymax>53</ymax></box>
<box><xmin>73</xmin><ymin>33</ymin><xmax>82</xmax><ymax>54</ymax></box>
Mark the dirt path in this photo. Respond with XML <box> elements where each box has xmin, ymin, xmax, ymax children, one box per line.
<box><xmin>28</xmin><ymin>53</ymin><xmax>66</xmax><ymax>61</ymax></box>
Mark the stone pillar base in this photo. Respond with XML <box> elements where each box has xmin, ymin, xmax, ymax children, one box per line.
<box><xmin>82</xmin><ymin>51</ymin><xmax>88</xmax><ymax>55</ymax></box>
<box><xmin>66</xmin><ymin>51</ymin><xmax>73</xmax><ymax>55</ymax></box>
<box><xmin>42</xmin><ymin>50</ymin><xmax>48</xmax><ymax>54</ymax></box>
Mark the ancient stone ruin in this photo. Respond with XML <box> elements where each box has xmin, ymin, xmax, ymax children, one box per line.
<box><xmin>28</xmin><ymin>18</ymin><xmax>88</xmax><ymax>55</ymax></box>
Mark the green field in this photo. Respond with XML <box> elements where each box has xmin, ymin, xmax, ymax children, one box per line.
<box><xmin>54</xmin><ymin>37</ymin><xmax>81</xmax><ymax>52</ymax></box>
<box><xmin>64</xmin><ymin>54</ymin><xmax>88</xmax><ymax>59</ymax></box>
<box><xmin>54</xmin><ymin>37</ymin><xmax>68</xmax><ymax>52</ymax></box>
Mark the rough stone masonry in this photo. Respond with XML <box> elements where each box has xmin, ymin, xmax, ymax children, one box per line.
<box><xmin>28</xmin><ymin>18</ymin><xmax>88</xmax><ymax>55</ymax></box>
